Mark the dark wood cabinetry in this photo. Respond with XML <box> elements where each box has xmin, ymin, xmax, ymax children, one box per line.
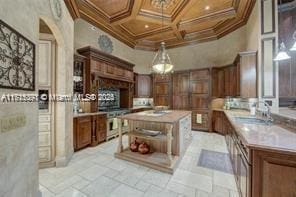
<box><xmin>252</xmin><ymin>151</ymin><xmax>296</xmax><ymax>197</ymax></box>
<box><xmin>212</xmin><ymin>51</ymin><xmax>257</xmax><ymax>98</ymax></box>
<box><xmin>73</xmin><ymin>116</ymin><xmax>92</xmax><ymax>151</ymax></box>
<box><xmin>77</xmin><ymin>46</ymin><xmax>134</xmax><ymax>112</ymax></box>
<box><xmin>212</xmin><ymin>111</ymin><xmax>225</xmax><ymax>135</ymax></box>
<box><xmin>91</xmin><ymin>114</ymin><xmax>107</xmax><ymax>145</ymax></box>
<box><xmin>134</xmin><ymin>74</ymin><xmax>152</xmax><ymax>98</ymax></box>
<box><xmin>191</xmin><ymin>110</ymin><xmax>210</xmax><ymax>131</ymax></box>
<box><xmin>153</xmin><ymin>74</ymin><xmax>172</xmax><ymax>108</ymax></box>
<box><xmin>74</xmin><ymin>114</ymin><xmax>107</xmax><ymax>151</ymax></box>
<box><xmin>173</xmin><ymin>72</ymin><xmax>190</xmax><ymax>110</ymax></box>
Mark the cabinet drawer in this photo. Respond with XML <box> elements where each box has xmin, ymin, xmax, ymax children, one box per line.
<box><xmin>39</xmin><ymin>132</ymin><xmax>51</xmax><ymax>147</ymax></box>
<box><xmin>39</xmin><ymin>115</ymin><xmax>51</xmax><ymax>122</ymax></box>
<box><xmin>39</xmin><ymin>122</ymin><xmax>50</xmax><ymax>132</ymax></box>
<box><xmin>39</xmin><ymin>147</ymin><xmax>51</xmax><ymax>162</ymax></box>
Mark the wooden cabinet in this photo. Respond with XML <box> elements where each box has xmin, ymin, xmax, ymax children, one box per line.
<box><xmin>173</xmin><ymin>72</ymin><xmax>190</xmax><ymax>110</ymax></box>
<box><xmin>212</xmin><ymin>68</ymin><xmax>225</xmax><ymax>98</ymax></box>
<box><xmin>223</xmin><ymin>65</ymin><xmax>237</xmax><ymax>97</ymax></box>
<box><xmin>252</xmin><ymin>150</ymin><xmax>296</xmax><ymax>197</ymax></box>
<box><xmin>91</xmin><ymin>114</ymin><xmax>107</xmax><ymax>146</ymax></box>
<box><xmin>73</xmin><ymin>116</ymin><xmax>92</xmax><ymax>151</ymax></box>
<box><xmin>235</xmin><ymin>51</ymin><xmax>257</xmax><ymax>98</ymax></box>
<box><xmin>191</xmin><ymin>110</ymin><xmax>210</xmax><ymax>131</ymax></box>
<box><xmin>212</xmin><ymin>111</ymin><xmax>224</xmax><ymax>135</ymax></box>
<box><xmin>153</xmin><ymin>74</ymin><xmax>172</xmax><ymax>108</ymax></box>
<box><xmin>134</xmin><ymin>74</ymin><xmax>152</xmax><ymax>98</ymax></box>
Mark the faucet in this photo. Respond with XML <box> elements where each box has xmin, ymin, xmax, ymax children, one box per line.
<box><xmin>255</xmin><ymin>101</ymin><xmax>273</xmax><ymax>124</ymax></box>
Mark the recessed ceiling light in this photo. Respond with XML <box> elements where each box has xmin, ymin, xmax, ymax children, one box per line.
<box><xmin>205</xmin><ymin>6</ymin><xmax>210</xmax><ymax>10</ymax></box>
<box><xmin>91</xmin><ymin>26</ymin><xmax>96</xmax><ymax>31</ymax></box>
<box><xmin>145</xmin><ymin>25</ymin><xmax>149</xmax><ymax>28</ymax></box>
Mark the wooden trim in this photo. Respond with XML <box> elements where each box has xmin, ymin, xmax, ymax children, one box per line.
<box><xmin>77</xmin><ymin>46</ymin><xmax>135</xmax><ymax>71</ymax></box>
<box><xmin>261</xmin><ymin>37</ymin><xmax>276</xmax><ymax>98</ymax></box>
<box><xmin>261</xmin><ymin>0</ymin><xmax>276</xmax><ymax>35</ymax></box>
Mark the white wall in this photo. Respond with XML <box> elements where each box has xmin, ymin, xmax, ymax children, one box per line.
<box><xmin>246</xmin><ymin>1</ymin><xmax>259</xmax><ymax>51</ymax></box>
<box><xmin>74</xmin><ymin>19</ymin><xmax>247</xmax><ymax>74</ymax></box>
<box><xmin>0</xmin><ymin>0</ymin><xmax>74</xmax><ymax>196</ymax></box>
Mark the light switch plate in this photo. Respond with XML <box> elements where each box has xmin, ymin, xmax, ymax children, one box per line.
<box><xmin>0</xmin><ymin>114</ymin><xmax>26</xmax><ymax>133</ymax></box>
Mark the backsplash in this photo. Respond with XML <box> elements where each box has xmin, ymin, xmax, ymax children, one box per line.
<box><xmin>133</xmin><ymin>98</ymin><xmax>153</xmax><ymax>107</ymax></box>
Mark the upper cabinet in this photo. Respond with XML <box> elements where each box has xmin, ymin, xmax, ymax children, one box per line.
<box><xmin>153</xmin><ymin>74</ymin><xmax>172</xmax><ymax>108</ymax></box>
<box><xmin>77</xmin><ymin>46</ymin><xmax>135</xmax><ymax>94</ymax></box>
<box><xmin>235</xmin><ymin>51</ymin><xmax>257</xmax><ymax>98</ymax></box>
<box><xmin>172</xmin><ymin>72</ymin><xmax>190</xmax><ymax>110</ymax></box>
<box><xmin>134</xmin><ymin>74</ymin><xmax>152</xmax><ymax>98</ymax></box>
<box><xmin>212</xmin><ymin>51</ymin><xmax>257</xmax><ymax>98</ymax></box>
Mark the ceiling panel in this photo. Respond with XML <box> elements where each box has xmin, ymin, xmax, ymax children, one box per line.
<box><xmin>65</xmin><ymin>0</ymin><xmax>256</xmax><ymax>50</ymax></box>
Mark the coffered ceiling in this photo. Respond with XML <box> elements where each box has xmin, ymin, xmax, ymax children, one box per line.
<box><xmin>65</xmin><ymin>0</ymin><xmax>256</xmax><ymax>50</ymax></box>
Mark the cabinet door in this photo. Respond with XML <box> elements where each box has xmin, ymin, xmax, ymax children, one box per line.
<box><xmin>105</xmin><ymin>64</ymin><xmax>115</xmax><ymax>75</ymax></box>
<box><xmin>218</xmin><ymin>69</ymin><xmax>225</xmax><ymax>97</ymax></box>
<box><xmin>154</xmin><ymin>74</ymin><xmax>171</xmax><ymax>82</ymax></box>
<box><xmin>191</xmin><ymin>95</ymin><xmax>209</xmax><ymax>109</ymax></box>
<box><xmin>192</xmin><ymin>110</ymin><xmax>210</xmax><ymax>131</ymax></box>
<box><xmin>191</xmin><ymin>80</ymin><xmax>209</xmax><ymax>95</ymax></box>
<box><xmin>252</xmin><ymin>150</ymin><xmax>296</xmax><ymax>197</ymax></box>
<box><xmin>76</xmin><ymin>116</ymin><xmax>92</xmax><ymax>149</ymax></box>
<box><xmin>224</xmin><ymin>67</ymin><xmax>231</xmax><ymax>96</ymax></box>
<box><xmin>173</xmin><ymin>72</ymin><xmax>190</xmax><ymax>109</ymax></box>
<box><xmin>229</xmin><ymin>66</ymin><xmax>237</xmax><ymax>96</ymax></box>
<box><xmin>154</xmin><ymin>96</ymin><xmax>170</xmax><ymax>106</ymax></box>
<box><xmin>190</xmin><ymin>69</ymin><xmax>210</xmax><ymax>80</ymax></box>
<box><xmin>240</xmin><ymin>53</ymin><xmax>257</xmax><ymax>98</ymax></box>
<box><xmin>38</xmin><ymin>40</ymin><xmax>52</xmax><ymax>87</ymax></box>
<box><xmin>238</xmin><ymin>150</ymin><xmax>250</xmax><ymax>197</ymax></box>
<box><xmin>137</xmin><ymin>75</ymin><xmax>152</xmax><ymax>98</ymax></box>
<box><xmin>213</xmin><ymin>111</ymin><xmax>224</xmax><ymax>134</ymax></box>
<box><xmin>155</xmin><ymin>83</ymin><xmax>170</xmax><ymax>95</ymax></box>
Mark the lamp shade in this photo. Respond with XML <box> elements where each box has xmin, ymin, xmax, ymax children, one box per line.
<box><xmin>152</xmin><ymin>42</ymin><xmax>174</xmax><ymax>74</ymax></box>
<box><xmin>274</xmin><ymin>42</ymin><xmax>291</xmax><ymax>61</ymax></box>
<box><xmin>290</xmin><ymin>41</ymin><xmax>296</xmax><ymax>51</ymax></box>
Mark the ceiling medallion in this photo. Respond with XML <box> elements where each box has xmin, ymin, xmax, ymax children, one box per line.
<box><xmin>98</xmin><ymin>35</ymin><xmax>113</xmax><ymax>54</ymax></box>
<box><xmin>50</xmin><ymin>0</ymin><xmax>63</xmax><ymax>20</ymax></box>
<box><xmin>151</xmin><ymin>0</ymin><xmax>176</xmax><ymax>9</ymax></box>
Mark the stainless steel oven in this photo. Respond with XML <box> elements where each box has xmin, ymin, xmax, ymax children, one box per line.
<box><xmin>106</xmin><ymin>109</ymin><xmax>130</xmax><ymax>141</ymax></box>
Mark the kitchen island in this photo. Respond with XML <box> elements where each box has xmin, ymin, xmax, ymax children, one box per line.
<box><xmin>114</xmin><ymin>110</ymin><xmax>192</xmax><ymax>174</ymax></box>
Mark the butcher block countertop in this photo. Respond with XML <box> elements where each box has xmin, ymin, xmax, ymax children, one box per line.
<box><xmin>118</xmin><ymin>110</ymin><xmax>192</xmax><ymax>123</ymax></box>
<box><xmin>214</xmin><ymin>109</ymin><xmax>296</xmax><ymax>155</ymax></box>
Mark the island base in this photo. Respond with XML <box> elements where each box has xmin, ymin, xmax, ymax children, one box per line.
<box><xmin>114</xmin><ymin>148</ymin><xmax>180</xmax><ymax>174</ymax></box>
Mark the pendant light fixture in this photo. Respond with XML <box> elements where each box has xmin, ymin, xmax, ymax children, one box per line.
<box><xmin>151</xmin><ymin>0</ymin><xmax>174</xmax><ymax>74</ymax></box>
<box><xmin>274</xmin><ymin>0</ymin><xmax>291</xmax><ymax>61</ymax></box>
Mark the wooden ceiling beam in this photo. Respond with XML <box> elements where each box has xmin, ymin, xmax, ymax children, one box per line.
<box><xmin>110</xmin><ymin>0</ymin><xmax>143</xmax><ymax>25</ymax></box>
<box><xmin>64</xmin><ymin>0</ymin><xmax>80</xmax><ymax>19</ymax></box>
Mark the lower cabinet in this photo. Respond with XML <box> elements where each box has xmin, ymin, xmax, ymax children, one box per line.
<box><xmin>212</xmin><ymin>111</ymin><xmax>224</xmax><ymax>134</ymax></box>
<box><xmin>252</xmin><ymin>150</ymin><xmax>296</xmax><ymax>197</ymax></box>
<box><xmin>73</xmin><ymin>114</ymin><xmax>107</xmax><ymax>151</ymax></box>
<box><xmin>192</xmin><ymin>110</ymin><xmax>210</xmax><ymax>131</ymax></box>
<box><xmin>223</xmin><ymin>112</ymin><xmax>296</xmax><ymax>197</ymax></box>
<box><xmin>73</xmin><ymin>116</ymin><xmax>92</xmax><ymax>151</ymax></box>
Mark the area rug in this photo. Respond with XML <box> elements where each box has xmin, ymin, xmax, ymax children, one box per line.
<box><xmin>197</xmin><ymin>149</ymin><xmax>233</xmax><ymax>174</ymax></box>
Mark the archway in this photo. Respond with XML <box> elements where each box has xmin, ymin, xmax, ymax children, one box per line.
<box><xmin>38</xmin><ymin>17</ymin><xmax>73</xmax><ymax>168</ymax></box>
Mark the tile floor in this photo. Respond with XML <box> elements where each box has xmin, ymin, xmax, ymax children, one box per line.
<box><xmin>39</xmin><ymin>131</ymin><xmax>239</xmax><ymax>197</ymax></box>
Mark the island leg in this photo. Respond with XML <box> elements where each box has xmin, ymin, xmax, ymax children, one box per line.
<box><xmin>128</xmin><ymin>120</ymin><xmax>133</xmax><ymax>145</ymax></box>
<box><xmin>117</xmin><ymin>119</ymin><xmax>123</xmax><ymax>153</ymax></box>
<box><xmin>166</xmin><ymin>124</ymin><xmax>173</xmax><ymax>165</ymax></box>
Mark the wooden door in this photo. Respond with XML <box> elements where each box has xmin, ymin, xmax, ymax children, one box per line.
<box><xmin>155</xmin><ymin>83</ymin><xmax>170</xmax><ymax>95</ymax></box>
<box><xmin>173</xmin><ymin>72</ymin><xmax>190</xmax><ymax>109</ymax></box>
<box><xmin>76</xmin><ymin>116</ymin><xmax>92</xmax><ymax>150</ymax></box>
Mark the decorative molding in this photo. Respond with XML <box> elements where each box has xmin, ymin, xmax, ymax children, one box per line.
<box><xmin>65</xmin><ymin>0</ymin><xmax>256</xmax><ymax>50</ymax></box>
<box><xmin>0</xmin><ymin>20</ymin><xmax>35</xmax><ymax>91</ymax></box>
<box><xmin>261</xmin><ymin>0</ymin><xmax>275</xmax><ymax>35</ymax></box>
<box><xmin>261</xmin><ymin>37</ymin><xmax>276</xmax><ymax>98</ymax></box>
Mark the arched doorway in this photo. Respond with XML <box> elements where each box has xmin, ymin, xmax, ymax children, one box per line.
<box><xmin>38</xmin><ymin>17</ymin><xmax>73</xmax><ymax>168</ymax></box>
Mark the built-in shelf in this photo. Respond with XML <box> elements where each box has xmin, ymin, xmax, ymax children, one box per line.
<box><xmin>127</xmin><ymin>131</ymin><xmax>169</xmax><ymax>141</ymax></box>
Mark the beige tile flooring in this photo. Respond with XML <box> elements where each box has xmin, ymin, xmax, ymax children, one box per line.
<box><xmin>39</xmin><ymin>131</ymin><xmax>239</xmax><ymax>197</ymax></box>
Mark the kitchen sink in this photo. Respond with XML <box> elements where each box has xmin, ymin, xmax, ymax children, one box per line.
<box><xmin>234</xmin><ymin>117</ymin><xmax>272</xmax><ymax>125</ymax></box>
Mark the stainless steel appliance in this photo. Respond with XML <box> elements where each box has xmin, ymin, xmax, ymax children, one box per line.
<box><xmin>103</xmin><ymin>108</ymin><xmax>130</xmax><ymax>141</ymax></box>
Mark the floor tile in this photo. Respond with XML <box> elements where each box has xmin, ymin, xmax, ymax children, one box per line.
<box><xmin>78</xmin><ymin>164</ymin><xmax>109</xmax><ymax>181</ymax></box>
<box><xmin>55</xmin><ymin>188</ymin><xmax>88</xmax><ymax>197</ymax></box>
<box><xmin>144</xmin><ymin>185</ymin><xmax>179</xmax><ymax>197</ymax></box>
<box><xmin>166</xmin><ymin>181</ymin><xmax>196</xmax><ymax>197</ymax></box>
<box><xmin>135</xmin><ymin>181</ymin><xmax>151</xmax><ymax>192</ymax></box>
<box><xmin>110</xmin><ymin>184</ymin><xmax>144</xmax><ymax>197</ymax></box>
<box><xmin>82</xmin><ymin>176</ymin><xmax>121</xmax><ymax>197</ymax></box>
<box><xmin>171</xmin><ymin>169</ymin><xmax>212</xmax><ymax>193</ymax></box>
<box><xmin>213</xmin><ymin>171</ymin><xmax>237</xmax><ymax>191</ymax></box>
<box><xmin>141</xmin><ymin>169</ymin><xmax>172</xmax><ymax>188</ymax></box>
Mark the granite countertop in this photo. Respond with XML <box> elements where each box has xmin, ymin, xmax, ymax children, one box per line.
<box><xmin>272</xmin><ymin>107</ymin><xmax>296</xmax><ymax>121</ymax></box>
<box><xmin>118</xmin><ymin>110</ymin><xmax>191</xmax><ymax>123</ymax></box>
<box><xmin>132</xmin><ymin>106</ymin><xmax>153</xmax><ymax>110</ymax></box>
<box><xmin>222</xmin><ymin>109</ymin><xmax>296</xmax><ymax>154</ymax></box>
<box><xmin>73</xmin><ymin>112</ymin><xmax>107</xmax><ymax>118</ymax></box>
